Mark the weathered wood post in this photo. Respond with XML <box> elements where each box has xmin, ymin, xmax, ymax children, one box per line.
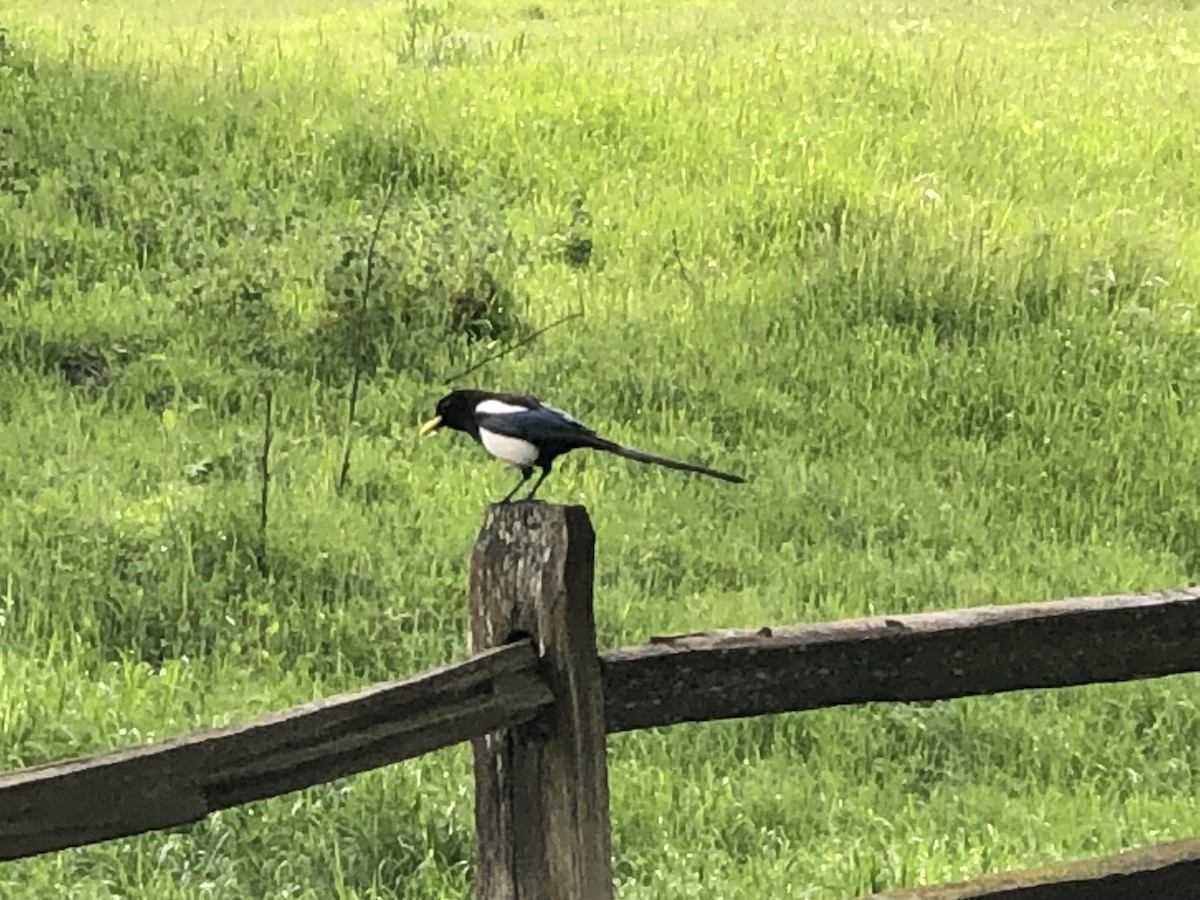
<box><xmin>468</xmin><ymin>503</ymin><xmax>614</xmax><ymax>900</ymax></box>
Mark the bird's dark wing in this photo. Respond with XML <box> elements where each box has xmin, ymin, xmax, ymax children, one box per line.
<box><xmin>475</xmin><ymin>403</ymin><xmax>597</xmax><ymax>444</ymax></box>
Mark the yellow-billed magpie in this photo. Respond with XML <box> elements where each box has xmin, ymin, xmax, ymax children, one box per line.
<box><xmin>419</xmin><ymin>389</ymin><xmax>745</xmax><ymax>502</ymax></box>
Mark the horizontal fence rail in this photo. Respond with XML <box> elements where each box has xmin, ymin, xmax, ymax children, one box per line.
<box><xmin>867</xmin><ymin>835</ymin><xmax>1200</xmax><ymax>899</ymax></box>
<box><xmin>0</xmin><ymin>641</ymin><xmax>550</xmax><ymax>862</ymax></box>
<box><xmin>601</xmin><ymin>588</ymin><xmax>1200</xmax><ymax>732</ymax></box>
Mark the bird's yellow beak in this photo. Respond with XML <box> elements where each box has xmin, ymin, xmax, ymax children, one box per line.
<box><xmin>418</xmin><ymin>415</ymin><xmax>443</xmax><ymax>437</ymax></box>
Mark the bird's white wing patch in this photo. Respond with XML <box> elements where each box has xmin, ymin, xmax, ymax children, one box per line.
<box><xmin>476</xmin><ymin>399</ymin><xmax>530</xmax><ymax>416</ymax></box>
<box><xmin>479</xmin><ymin>428</ymin><xmax>540</xmax><ymax>467</ymax></box>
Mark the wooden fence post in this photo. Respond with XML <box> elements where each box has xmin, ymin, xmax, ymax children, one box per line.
<box><xmin>469</xmin><ymin>503</ymin><xmax>614</xmax><ymax>900</ymax></box>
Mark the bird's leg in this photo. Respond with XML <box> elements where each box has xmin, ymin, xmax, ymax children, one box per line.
<box><xmin>499</xmin><ymin>467</ymin><xmax>533</xmax><ymax>504</ymax></box>
<box><xmin>524</xmin><ymin>465</ymin><xmax>551</xmax><ymax>501</ymax></box>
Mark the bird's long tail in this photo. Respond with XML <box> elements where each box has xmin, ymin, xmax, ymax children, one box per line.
<box><xmin>583</xmin><ymin>435</ymin><xmax>745</xmax><ymax>483</ymax></box>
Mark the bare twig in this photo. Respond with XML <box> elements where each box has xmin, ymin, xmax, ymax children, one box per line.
<box><xmin>337</xmin><ymin>176</ymin><xmax>400</xmax><ymax>495</ymax></box>
<box><xmin>256</xmin><ymin>387</ymin><xmax>273</xmax><ymax>578</ymax></box>
<box><xmin>668</xmin><ymin>229</ymin><xmax>703</xmax><ymax>303</ymax></box>
<box><xmin>443</xmin><ymin>311</ymin><xmax>584</xmax><ymax>385</ymax></box>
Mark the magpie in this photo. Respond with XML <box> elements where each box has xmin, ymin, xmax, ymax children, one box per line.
<box><xmin>419</xmin><ymin>389</ymin><xmax>745</xmax><ymax>502</ymax></box>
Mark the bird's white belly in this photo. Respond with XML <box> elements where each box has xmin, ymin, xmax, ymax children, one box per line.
<box><xmin>479</xmin><ymin>428</ymin><xmax>540</xmax><ymax>468</ymax></box>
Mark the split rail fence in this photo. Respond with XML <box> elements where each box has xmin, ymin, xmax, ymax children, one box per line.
<box><xmin>3</xmin><ymin>504</ymin><xmax>1200</xmax><ymax>898</ymax></box>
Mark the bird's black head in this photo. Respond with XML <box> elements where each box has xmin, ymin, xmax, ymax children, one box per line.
<box><xmin>419</xmin><ymin>389</ymin><xmax>486</xmax><ymax>438</ymax></box>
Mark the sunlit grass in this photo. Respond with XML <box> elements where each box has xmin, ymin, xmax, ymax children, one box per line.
<box><xmin>2</xmin><ymin>0</ymin><xmax>1200</xmax><ymax>896</ymax></box>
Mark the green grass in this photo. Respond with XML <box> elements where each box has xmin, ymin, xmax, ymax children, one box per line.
<box><xmin>2</xmin><ymin>0</ymin><xmax>1200</xmax><ymax>896</ymax></box>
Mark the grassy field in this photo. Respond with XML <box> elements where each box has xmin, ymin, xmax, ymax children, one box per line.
<box><xmin>3</xmin><ymin>0</ymin><xmax>1200</xmax><ymax>896</ymax></box>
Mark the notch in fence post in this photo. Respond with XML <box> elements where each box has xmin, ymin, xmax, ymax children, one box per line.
<box><xmin>469</xmin><ymin>502</ymin><xmax>614</xmax><ymax>900</ymax></box>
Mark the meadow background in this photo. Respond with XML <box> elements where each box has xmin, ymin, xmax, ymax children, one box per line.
<box><xmin>2</xmin><ymin>0</ymin><xmax>1200</xmax><ymax>896</ymax></box>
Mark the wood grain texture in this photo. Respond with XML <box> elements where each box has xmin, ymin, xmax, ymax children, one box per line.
<box><xmin>470</xmin><ymin>502</ymin><xmax>614</xmax><ymax>900</ymax></box>
<box><xmin>601</xmin><ymin>588</ymin><xmax>1200</xmax><ymax>732</ymax></box>
<box><xmin>0</xmin><ymin>641</ymin><xmax>550</xmax><ymax>862</ymax></box>
<box><xmin>864</xmin><ymin>836</ymin><xmax>1200</xmax><ymax>899</ymax></box>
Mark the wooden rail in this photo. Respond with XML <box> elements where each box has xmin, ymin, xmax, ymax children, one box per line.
<box><xmin>0</xmin><ymin>641</ymin><xmax>550</xmax><ymax>861</ymax></box>
<box><xmin>3</xmin><ymin>503</ymin><xmax>1199</xmax><ymax>899</ymax></box>
<box><xmin>866</xmin><ymin>836</ymin><xmax>1200</xmax><ymax>899</ymax></box>
<box><xmin>602</xmin><ymin>588</ymin><xmax>1200</xmax><ymax>731</ymax></box>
